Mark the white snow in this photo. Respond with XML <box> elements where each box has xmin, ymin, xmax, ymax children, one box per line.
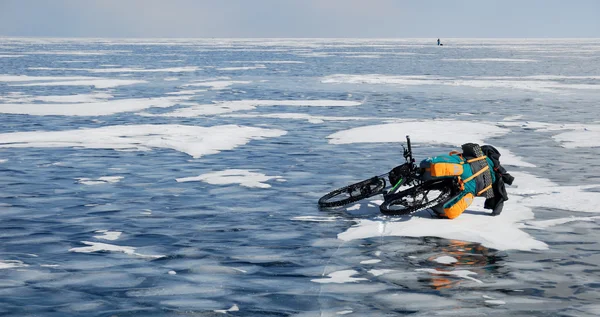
<box><xmin>360</xmin><ymin>259</ymin><xmax>381</xmax><ymax>264</ymax></box>
<box><xmin>291</xmin><ymin>216</ymin><xmax>341</xmax><ymax>222</ymax></box>
<box><xmin>0</xmin><ymin>124</ymin><xmax>286</xmax><ymax>158</ymax></box>
<box><xmin>148</xmin><ymin>99</ymin><xmax>362</xmax><ymax>117</ymax></box>
<box><xmin>214</xmin><ymin>304</ymin><xmax>239</xmax><ymax>314</ymax></box>
<box><xmin>69</xmin><ymin>241</ymin><xmax>164</xmax><ymax>259</ymax></box>
<box><xmin>321</xmin><ymin>74</ymin><xmax>600</xmax><ymax>93</ymax></box>
<box><xmin>415</xmin><ymin>268</ymin><xmax>483</xmax><ymax>284</ymax></box>
<box><xmin>443</xmin><ymin>58</ymin><xmax>537</xmax><ymax>62</ymax></box>
<box><xmin>183</xmin><ymin>80</ymin><xmax>252</xmax><ymax>90</ymax></box>
<box><xmin>311</xmin><ymin>270</ymin><xmax>368</xmax><ymax>284</ymax></box>
<box><xmin>29</xmin><ymin>66</ymin><xmax>200</xmax><ymax>73</ymax></box>
<box><xmin>327</xmin><ymin>120</ymin><xmax>510</xmax><ymax>146</ymax></box>
<box><xmin>0</xmin><ymin>260</ymin><xmax>29</xmax><ymax>269</ymax></box>
<box><xmin>368</xmin><ymin>269</ymin><xmax>396</xmax><ymax>276</ymax></box>
<box><xmin>0</xmin><ymin>96</ymin><xmax>188</xmax><ymax>116</ymax></box>
<box><xmin>93</xmin><ymin>230</ymin><xmax>122</xmax><ymax>241</ymax></box>
<box><xmin>176</xmin><ymin>169</ymin><xmax>284</xmax><ymax>188</ymax></box>
<box><xmin>77</xmin><ymin>176</ymin><xmax>123</xmax><ymax>185</ymax></box>
<box><xmin>13</xmin><ymin>79</ymin><xmax>146</xmax><ymax>89</ymax></box>
<box><xmin>225</xmin><ymin>112</ymin><xmax>374</xmax><ymax>124</ymax></box>
<box><xmin>217</xmin><ymin>65</ymin><xmax>266</xmax><ymax>71</ymax></box>
<box><xmin>433</xmin><ymin>256</ymin><xmax>458</xmax><ymax>264</ymax></box>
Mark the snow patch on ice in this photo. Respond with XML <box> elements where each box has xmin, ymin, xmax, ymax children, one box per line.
<box><xmin>415</xmin><ymin>268</ymin><xmax>483</xmax><ymax>284</ymax></box>
<box><xmin>214</xmin><ymin>304</ymin><xmax>239</xmax><ymax>314</ymax></box>
<box><xmin>291</xmin><ymin>216</ymin><xmax>341</xmax><ymax>222</ymax></box>
<box><xmin>368</xmin><ymin>269</ymin><xmax>396</xmax><ymax>276</ymax></box>
<box><xmin>77</xmin><ymin>176</ymin><xmax>123</xmax><ymax>185</ymax></box>
<box><xmin>69</xmin><ymin>241</ymin><xmax>164</xmax><ymax>259</ymax></box>
<box><xmin>360</xmin><ymin>259</ymin><xmax>381</xmax><ymax>264</ymax></box>
<box><xmin>0</xmin><ymin>260</ymin><xmax>29</xmax><ymax>269</ymax></box>
<box><xmin>149</xmin><ymin>99</ymin><xmax>362</xmax><ymax>117</ymax></box>
<box><xmin>433</xmin><ymin>256</ymin><xmax>458</xmax><ymax>264</ymax></box>
<box><xmin>327</xmin><ymin>120</ymin><xmax>509</xmax><ymax>146</ymax></box>
<box><xmin>0</xmin><ymin>124</ymin><xmax>286</xmax><ymax>158</ymax></box>
<box><xmin>93</xmin><ymin>230</ymin><xmax>122</xmax><ymax>241</ymax></box>
<box><xmin>177</xmin><ymin>169</ymin><xmax>284</xmax><ymax>188</ymax></box>
<box><xmin>183</xmin><ymin>80</ymin><xmax>251</xmax><ymax>90</ymax></box>
<box><xmin>322</xmin><ymin>74</ymin><xmax>600</xmax><ymax>93</ymax></box>
<box><xmin>311</xmin><ymin>270</ymin><xmax>368</xmax><ymax>284</ymax></box>
<box><xmin>217</xmin><ymin>65</ymin><xmax>266</xmax><ymax>71</ymax></box>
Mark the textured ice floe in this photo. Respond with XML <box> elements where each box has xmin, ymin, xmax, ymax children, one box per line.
<box><xmin>69</xmin><ymin>241</ymin><xmax>164</xmax><ymax>259</ymax></box>
<box><xmin>0</xmin><ymin>96</ymin><xmax>190</xmax><ymax>116</ymax></box>
<box><xmin>0</xmin><ymin>124</ymin><xmax>286</xmax><ymax>158</ymax></box>
<box><xmin>176</xmin><ymin>169</ymin><xmax>284</xmax><ymax>188</ymax></box>
<box><xmin>148</xmin><ymin>99</ymin><xmax>362</xmax><ymax>117</ymax></box>
<box><xmin>76</xmin><ymin>176</ymin><xmax>123</xmax><ymax>185</ymax></box>
<box><xmin>311</xmin><ymin>270</ymin><xmax>368</xmax><ymax>283</ymax></box>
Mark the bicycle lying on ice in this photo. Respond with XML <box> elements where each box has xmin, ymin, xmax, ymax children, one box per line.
<box><xmin>318</xmin><ymin>136</ymin><xmax>459</xmax><ymax>215</ymax></box>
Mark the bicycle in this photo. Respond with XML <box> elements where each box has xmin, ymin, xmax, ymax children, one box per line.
<box><xmin>318</xmin><ymin>136</ymin><xmax>458</xmax><ymax>215</ymax></box>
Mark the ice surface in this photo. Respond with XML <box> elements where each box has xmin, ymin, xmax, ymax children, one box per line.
<box><xmin>311</xmin><ymin>270</ymin><xmax>368</xmax><ymax>283</ymax></box>
<box><xmin>0</xmin><ymin>124</ymin><xmax>286</xmax><ymax>158</ymax></box>
<box><xmin>525</xmin><ymin>216</ymin><xmax>600</xmax><ymax>229</ymax></box>
<box><xmin>214</xmin><ymin>304</ymin><xmax>239</xmax><ymax>314</ymax></box>
<box><xmin>68</xmin><ymin>241</ymin><xmax>164</xmax><ymax>259</ymax></box>
<box><xmin>150</xmin><ymin>99</ymin><xmax>362</xmax><ymax>117</ymax></box>
<box><xmin>0</xmin><ymin>96</ymin><xmax>187</xmax><ymax>116</ymax></box>
<box><xmin>176</xmin><ymin>169</ymin><xmax>284</xmax><ymax>188</ymax></box>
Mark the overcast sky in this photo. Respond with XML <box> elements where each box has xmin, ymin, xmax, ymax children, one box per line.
<box><xmin>0</xmin><ymin>0</ymin><xmax>598</xmax><ymax>38</ymax></box>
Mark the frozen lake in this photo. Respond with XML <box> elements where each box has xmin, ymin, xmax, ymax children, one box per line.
<box><xmin>1</xmin><ymin>38</ymin><xmax>600</xmax><ymax>316</ymax></box>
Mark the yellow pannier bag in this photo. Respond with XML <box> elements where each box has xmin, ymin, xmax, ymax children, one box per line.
<box><xmin>443</xmin><ymin>192</ymin><xmax>474</xmax><ymax>219</ymax></box>
<box><xmin>430</xmin><ymin>162</ymin><xmax>463</xmax><ymax>177</ymax></box>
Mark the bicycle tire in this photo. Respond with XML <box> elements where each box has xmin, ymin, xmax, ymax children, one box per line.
<box><xmin>379</xmin><ymin>179</ymin><xmax>453</xmax><ymax>215</ymax></box>
<box><xmin>318</xmin><ymin>176</ymin><xmax>386</xmax><ymax>208</ymax></box>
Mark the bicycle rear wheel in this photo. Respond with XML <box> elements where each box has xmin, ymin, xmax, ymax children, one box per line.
<box><xmin>318</xmin><ymin>176</ymin><xmax>386</xmax><ymax>208</ymax></box>
<box><xmin>379</xmin><ymin>179</ymin><xmax>453</xmax><ymax>215</ymax></box>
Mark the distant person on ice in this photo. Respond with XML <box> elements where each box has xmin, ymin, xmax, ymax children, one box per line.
<box><xmin>418</xmin><ymin>143</ymin><xmax>514</xmax><ymax>219</ymax></box>
<box><xmin>437</xmin><ymin>38</ymin><xmax>441</xmax><ymax>46</ymax></box>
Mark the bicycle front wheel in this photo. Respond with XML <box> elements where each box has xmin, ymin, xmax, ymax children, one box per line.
<box><xmin>318</xmin><ymin>176</ymin><xmax>386</xmax><ymax>208</ymax></box>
